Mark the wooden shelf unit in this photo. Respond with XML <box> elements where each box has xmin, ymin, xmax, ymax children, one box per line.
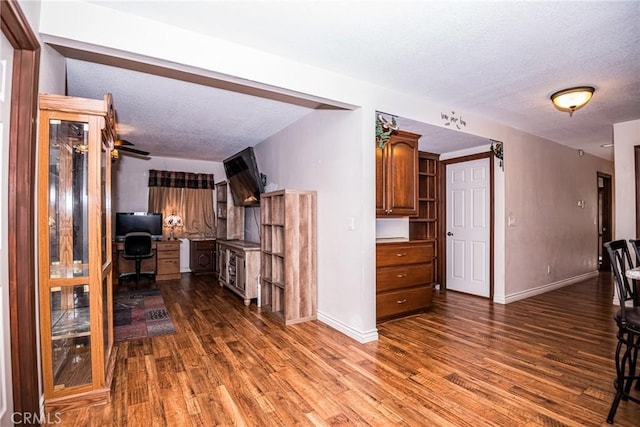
<box><xmin>409</xmin><ymin>151</ymin><xmax>440</xmax><ymax>240</ymax></box>
<box><xmin>215</xmin><ymin>180</ymin><xmax>244</xmax><ymax>240</ymax></box>
<box><xmin>37</xmin><ymin>93</ymin><xmax>117</xmax><ymax>412</ymax></box>
<box><xmin>260</xmin><ymin>189</ymin><xmax>317</xmax><ymax>325</ymax></box>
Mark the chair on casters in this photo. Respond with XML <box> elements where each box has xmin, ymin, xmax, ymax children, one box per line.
<box><xmin>119</xmin><ymin>232</ymin><xmax>155</xmax><ymax>287</ymax></box>
<box><xmin>603</xmin><ymin>240</ymin><xmax>640</xmax><ymax>423</ymax></box>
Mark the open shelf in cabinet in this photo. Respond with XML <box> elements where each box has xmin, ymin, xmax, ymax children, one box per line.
<box><xmin>216</xmin><ymin>180</ymin><xmax>244</xmax><ymax>240</ymax></box>
<box><xmin>410</xmin><ymin>151</ymin><xmax>439</xmax><ymax>241</ymax></box>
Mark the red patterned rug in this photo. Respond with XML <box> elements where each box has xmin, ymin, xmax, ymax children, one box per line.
<box><xmin>113</xmin><ymin>288</ymin><xmax>176</xmax><ymax>342</ymax></box>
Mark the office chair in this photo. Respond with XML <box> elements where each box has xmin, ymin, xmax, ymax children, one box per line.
<box><xmin>603</xmin><ymin>240</ymin><xmax>640</xmax><ymax>423</ymax></box>
<box><xmin>119</xmin><ymin>232</ymin><xmax>155</xmax><ymax>287</ymax></box>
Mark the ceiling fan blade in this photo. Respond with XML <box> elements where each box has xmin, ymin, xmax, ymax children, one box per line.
<box><xmin>114</xmin><ymin>139</ymin><xmax>134</xmax><ymax>147</ymax></box>
<box><xmin>118</xmin><ymin>146</ymin><xmax>150</xmax><ymax>156</ymax></box>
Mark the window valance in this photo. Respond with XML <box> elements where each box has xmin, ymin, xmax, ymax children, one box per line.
<box><xmin>148</xmin><ymin>169</ymin><xmax>215</xmax><ymax>189</ymax></box>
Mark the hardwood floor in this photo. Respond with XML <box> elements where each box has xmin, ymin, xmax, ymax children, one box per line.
<box><xmin>56</xmin><ymin>273</ymin><xmax>640</xmax><ymax>426</ymax></box>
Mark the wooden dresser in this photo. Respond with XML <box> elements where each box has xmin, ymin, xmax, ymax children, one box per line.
<box><xmin>376</xmin><ymin>240</ymin><xmax>434</xmax><ymax>321</ymax></box>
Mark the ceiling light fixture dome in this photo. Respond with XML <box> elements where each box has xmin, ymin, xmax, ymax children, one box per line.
<box><xmin>550</xmin><ymin>86</ymin><xmax>595</xmax><ymax>117</ymax></box>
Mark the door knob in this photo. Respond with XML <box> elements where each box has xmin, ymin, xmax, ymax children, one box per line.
<box><xmin>447</xmin><ymin>232</ymin><xmax>454</xmax><ymax>236</ymax></box>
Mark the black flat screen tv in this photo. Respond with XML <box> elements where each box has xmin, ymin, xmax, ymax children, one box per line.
<box><xmin>223</xmin><ymin>147</ymin><xmax>264</xmax><ymax>206</ymax></box>
<box><xmin>115</xmin><ymin>212</ymin><xmax>163</xmax><ymax>241</ymax></box>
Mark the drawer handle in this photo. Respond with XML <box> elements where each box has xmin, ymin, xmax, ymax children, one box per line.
<box><xmin>396</xmin><ymin>299</ymin><xmax>407</xmax><ymax>304</ymax></box>
<box><xmin>396</xmin><ymin>273</ymin><xmax>407</xmax><ymax>278</ymax></box>
<box><xmin>396</xmin><ymin>253</ymin><xmax>407</xmax><ymax>257</ymax></box>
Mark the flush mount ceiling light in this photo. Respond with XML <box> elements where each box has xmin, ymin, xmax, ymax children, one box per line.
<box><xmin>550</xmin><ymin>86</ymin><xmax>595</xmax><ymax>117</ymax></box>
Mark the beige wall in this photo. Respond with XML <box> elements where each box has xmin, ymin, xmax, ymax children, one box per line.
<box><xmin>504</xmin><ymin>132</ymin><xmax>613</xmax><ymax>300</ymax></box>
<box><xmin>613</xmin><ymin>119</ymin><xmax>640</xmax><ymax>240</ymax></box>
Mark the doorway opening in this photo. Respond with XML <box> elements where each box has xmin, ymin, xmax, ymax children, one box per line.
<box><xmin>598</xmin><ymin>172</ymin><xmax>612</xmax><ymax>271</ymax></box>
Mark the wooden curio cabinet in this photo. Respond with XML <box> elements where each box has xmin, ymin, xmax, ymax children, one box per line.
<box><xmin>376</xmin><ymin>130</ymin><xmax>419</xmax><ymax>217</ymax></box>
<box><xmin>37</xmin><ymin>94</ymin><xmax>117</xmax><ymax>412</ymax></box>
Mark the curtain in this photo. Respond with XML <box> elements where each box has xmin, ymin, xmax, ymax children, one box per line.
<box><xmin>183</xmin><ymin>189</ymin><xmax>215</xmax><ymax>238</ymax></box>
<box><xmin>148</xmin><ymin>169</ymin><xmax>215</xmax><ymax>238</ymax></box>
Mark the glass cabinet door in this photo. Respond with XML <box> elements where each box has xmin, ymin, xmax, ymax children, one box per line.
<box><xmin>46</xmin><ymin>118</ymin><xmax>92</xmax><ymax>390</ymax></box>
<box><xmin>48</xmin><ymin>119</ymin><xmax>90</xmax><ymax>279</ymax></box>
<box><xmin>50</xmin><ymin>284</ymin><xmax>92</xmax><ymax>389</ymax></box>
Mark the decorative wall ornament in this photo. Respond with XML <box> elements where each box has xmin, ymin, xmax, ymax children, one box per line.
<box><xmin>441</xmin><ymin>111</ymin><xmax>467</xmax><ymax>129</ymax></box>
<box><xmin>490</xmin><ymin>139</ymin><xmax>504</xmax><ymax>170</ymax></box>
<box><xmin>376</xmin><ymin>113</ymin><xmax>399</xmax><ymax>149</ymax></box>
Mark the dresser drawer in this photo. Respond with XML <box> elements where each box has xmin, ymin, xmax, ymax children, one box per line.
<box><xmin>156</xmin><ymin>241</ymin><xmax>181</xmax><ymax>251</ymax></box>
<box><xmin>376</xmin><ymin>242</ymin><xmax>434</xmax><ymax>267</ymax></box>
<box><xmin>377</xmin><ymin>263</ymin><xmax>432</xmax><ymax>292</ymax></box>
<box><xmin>157</xmin><ymin>250</ymin><xmax>179</xmax><ymax>260</ymax></box>
<box><xmin>157</xmin><ymin>257</ymin><xmax>179</xmax><ymax>274</ymax></box>
<box><xmin>376</xmin><ymin>286</ymin><xmax>432</xmax><ymax>320</ymax></box>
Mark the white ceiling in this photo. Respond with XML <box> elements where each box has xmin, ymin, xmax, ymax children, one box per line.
<box><xmin>64</xmin><ymin>1</ymin><xmax>640</xmax><ymax>162</ymax></box>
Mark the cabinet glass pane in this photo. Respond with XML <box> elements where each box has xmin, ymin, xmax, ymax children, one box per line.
<box><xmin>101</xmin><ymin>147</ymin><xmax>107</xmax><ymax>266</ymax></box>
<box><xmin>48</xmin><ymin>119</ymin><xmax>90</xmax><ymax>277</ymax></box>
<box><xmin>50</xmin><ymin>284</ymin><xmax>92</xmax><ymax>390</ymax></box>
<box><xmin>102</xmin><ymin>275</ymin><xmax>110</xmax><ymax>369</ymax></box>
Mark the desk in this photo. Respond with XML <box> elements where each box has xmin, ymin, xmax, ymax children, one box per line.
<box><xmin>112</xmin><ymin>240</ymin><xmax>181</xmax><ymax>285</ymax></box>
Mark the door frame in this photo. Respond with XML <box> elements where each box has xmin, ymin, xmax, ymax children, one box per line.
<box><xmin>438</xmin><ymin>151</ymin><xmax>494</xmax><ymax>300</ymax></box>
<box><xmin>635</xmin><ymin>146</ymin><xmax>640</xmax><ymax>238</ymax></box>
<box><xmin>1</xmin><ymin>0</ymin><xmax>41</xmax><ymax>418</ymax></box>
<box><xmin>598</xmin><ymin>172</ymin><xmax>612</xmax><ymax>270</ymax></box>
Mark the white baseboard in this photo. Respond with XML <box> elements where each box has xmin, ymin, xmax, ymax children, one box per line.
<box><xmin>495</xmin><ymin>271</ymin><xmax>600</xmax><ymax>304</ymax></box>
<box><xmin>317</xmin><ymin>311</ymin><xmax>379</xmax><ymax>343</ymax></box>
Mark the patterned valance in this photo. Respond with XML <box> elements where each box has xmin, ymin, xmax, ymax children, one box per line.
<box><xmin>148</xmin><ymin>169</ymin><xmax>215</xmax><ymax>189</ymax></box>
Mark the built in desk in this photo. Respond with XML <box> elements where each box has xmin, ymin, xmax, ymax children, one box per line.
<box><xmin>112</xmin><ymin>239</ymin><xmax>181</xmax><ymax>286</ymax></box>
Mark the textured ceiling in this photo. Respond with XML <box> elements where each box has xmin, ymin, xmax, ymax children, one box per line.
<box><xmin>64</xmin><ymin>1</ymin><xmax>640</xmax><ymax>161</ymax></box>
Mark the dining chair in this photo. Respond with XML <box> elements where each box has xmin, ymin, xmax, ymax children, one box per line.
<box><xmin>603</xmin><ymin>240</ymin><xmax>640</xmax><ymax>423</ymax></box>
<box><xmin>628</xmin><ymin>239</ymin><xmax>640</xmax><ymax>265</ymax></box>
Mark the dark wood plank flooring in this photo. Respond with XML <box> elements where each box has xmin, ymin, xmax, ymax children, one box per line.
<box><xmin>57</xmin><ymin>273</ymin><xmax>640</xmax><ymax>426</ymax></box>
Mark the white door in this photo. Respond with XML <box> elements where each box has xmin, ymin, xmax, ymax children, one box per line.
<box><xmin>446</xmin><ymin>158</ymin><xmax>491</xmax><ymax>297</ymax></box>
<box><xmin>0</xmin><ymin>31</ymin><xmax>14</xmax><ymax>426</ymax></box>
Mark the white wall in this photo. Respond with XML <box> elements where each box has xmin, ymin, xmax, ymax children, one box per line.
<box><xmin>613</xmin><ymin>119</ymin><xmax>640</xmax><ymax>240</ymax></box>
<box><xmin>111</xmin><ymin>155</ymin><xmax>224</xmax><ymax>213</ymax></box>
<box><xmin>255</xmin><ymin>108</ymin><xmax>379</xmax><ymax>342</ymax></box>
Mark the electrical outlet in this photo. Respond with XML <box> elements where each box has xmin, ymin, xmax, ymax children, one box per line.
<box><xmin>547</xmin><ymin>265</ymin><xmax>551</xmax><ymax>274</ymax></box>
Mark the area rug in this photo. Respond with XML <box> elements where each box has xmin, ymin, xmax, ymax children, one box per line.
<box><xmin>113</xmin><ymin>288</ymin><xmax>176</xmax><ymax>342</ymax></box>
